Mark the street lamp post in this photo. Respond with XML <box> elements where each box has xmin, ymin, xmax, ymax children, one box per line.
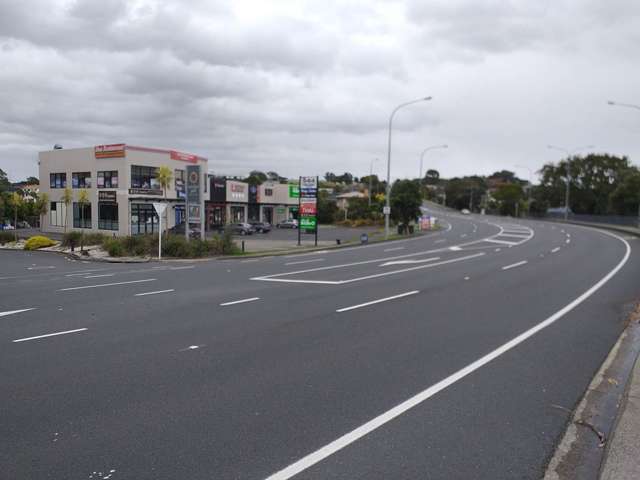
<box><xmin>608</xmin><ymin>100</ymin><xmax>640</xmax><ymax>228</ymax></box>
<box><xmin>547</xmin><ymin>145</ymin><xmax>595</xmax><ymax>221</ymax></box>
<box><xmin>385</xmin><ymin>96</ymin><xmax>432</xmax><ymax>239</ymax></box>
<box><xmin>368</xmin><ymin>158</ymin><xmax>378</xmax><ymax>206</ymax></box>
<box><xmin>419</xmin><ymin>144</ymin><xmax>448</xmax><ymax>180</ymax></box>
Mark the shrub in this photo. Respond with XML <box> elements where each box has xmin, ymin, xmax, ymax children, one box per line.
<box><xmin>0</xmin><ymin>231</ymin><xmax>14</xmax><ymax>245</ymax></box>
<box><xmin>24</xmin><ymin>235</ymin><xmax>56</xmax><ymax>250</ymax></box>
<box><xmin>83</xmin><ymin>232</ymin><xmax>107</xmax><ymax>246</ymax></box>
<box><xmin>162</xmin><ymin>235</ymin><xmax>193</xmax><ymax>258</ymax></box>
<box><xmin>62</xmin><ymin>231</ymin><xmax>82</xmax><ymax>247</ymax></box>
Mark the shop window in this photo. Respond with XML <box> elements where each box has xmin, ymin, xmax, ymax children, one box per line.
<box><xmin>131</xmin><ymin>165</ymin><xmax>159</xmax><ymax>189</ymax></box>
<box><xmin>73</xmin><ymin>202</ymin><xmax>92</xmax><ymax>229</ymax></box>
<box><xmin>72</xmin><ymin>172</ymin><xmax>91</xmax><ymax>188</ymax></box>
<box><xmin>130</xmin><ymin>203</ymin><xmax>158</xmax><ymax>235</ymax></box>
<box><xmin>175</xmin><ymin>169</ymin><xmax>185</xmax><ymax>199</ymax></box>
<box><xmin>49</xmin><ymin>201</ymin><xmax>67</xmax><ymax>227</ymax></box>
<box><xmin>98</xmin><ymin>203</ymin><xmax>118</xmax><ymax>230</ymax></box>
<box><xmin>49</xmin><ymin>173</ymin><xmax>67</xmax><ymax>189</ymax></box>
<box><xmin>97</xmin><ymin>171</ymin><xmax>118</xmax><ymax>188</ymax></box>
<box><xmin>230</xmin><ymin>206</ymin><xmax>245</xmax><ymax>223</ymax></box>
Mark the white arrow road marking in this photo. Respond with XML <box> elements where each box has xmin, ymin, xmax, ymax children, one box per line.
<box><xmin>0</xmin><ymin>308</ymin><xmax>35</xmax><ymax>318</ymax></box>
<box><xmin>379</xmin><ymin>257</ymin><xmax>440</xmax><ymax>267</ymax></box>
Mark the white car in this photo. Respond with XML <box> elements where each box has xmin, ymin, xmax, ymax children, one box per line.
<box><xmin>461</xmin><ymin>209</ymin><xmax>471</xmax><ymax>215</ymax></box>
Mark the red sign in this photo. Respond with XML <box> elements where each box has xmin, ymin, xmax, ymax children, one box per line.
<box><xmin>300</xmin><ymin>202</ymin><xmax>317</xmax><ymax>215</ymax></box>
<box><xmin>170</xmin><ymin>150</ymin><xmax>198</xmax><ymax>163</ymax></box>
<box><xmin>95</xmin><ymin>144</ymin><xmax>125</xmax><ymax>159</ymax></box>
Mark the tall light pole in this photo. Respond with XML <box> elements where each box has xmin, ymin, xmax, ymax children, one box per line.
<box><xmin>368</xmin><ymin>158</ymin><xmax>378</xmax><ymax>206</ymax></box>
<box><xmin>385</xmin><ymin>96</ymin><xmax>432</xmax><ymax>239</ymax></box>
<box><xmin>514</xmin><ymin>164</ymin><xmax>533</xmax><ymax>216</ymax></box>
<box><xmin>608</xmin><ymin>100</ymin><xmax>640</xmax><ymax>228</ymax></box>
<box><xmin>419</xmin><ymin>144</ymin><xmax>448</xmax><ymax>180</ymax></box>
<box><xmin>547</xmin><ymin>145</ymin><xmax>595</xmax><ymax>220</ymax></box>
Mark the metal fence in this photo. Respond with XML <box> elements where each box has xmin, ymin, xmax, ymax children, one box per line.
<box><xmin>542</xmin><ymin>212</ymin><xmax>639</xmax><ymax>228</ymax></box>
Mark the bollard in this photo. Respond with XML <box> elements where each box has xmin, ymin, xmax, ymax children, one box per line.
<box><xmin>336</xmin><ymin>239</ymin><xmax>341</xmax><ymax>245</ymax></box>
<box><xmin>242</xmin><ymin>240</ymin><xmax>245</xmax><ymax>253</ymax></box>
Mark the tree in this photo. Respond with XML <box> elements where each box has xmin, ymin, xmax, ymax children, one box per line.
<box><xmin>10</xmin><ymin>192</ymin><xmax>22</xmax><ymax>240</ymax></box>
<box><xmin>35</xmin><ymin>192</ymin><xmax>49</xmax><ymax>230</ymax></box>
<box><xmin>77</xmin><ymin>189</ymin><xmax>90</xmax><ymax>251</ymax></box>
<box><xmin>24</xmin><ymin>176</ymin><xmax>39</xmax><ymax>184</ymax></box>
<box><xmin>493</xmin><ymin>184</ymin><xmax>524</xmax><ymax>216</ymax></box>
<box><xmin>324</xmin><ymin>172</ymin><xmax>337</xmax><ymax>183</ymax></box>
<box><xmin>62</xmin><ymin>187</ymin><xmax>73</xmax><ymax>233</ymax></box>
<box><xmin>489</xmin><ymin>170</ymin><xmax>518</xmax><ymax>183</ymax></box>
<box><xmin>444</xmin><ymin>176</ymin><xmax>488</xmax><ymax>211</ymax></box>
<box><xmin>609</xmin><ymin>167</ymin><xmax>640</xmax><ymax>215</ymax></box>
<box><xmin>424</xmin><ymin>169</ymin><xmax>440</xmax><ymax>185</ymax></box>
<box><xmin>390</xmin><ymin>179</ymin><xmax>422</xmax><ymax>231</ymax></box>
<box><xmin>317</xmin><ymin>190</ymin><xmax>338</xmax><ymax>224</ymax></box>
<box><xmin>0</xmin><ymin>168</ymin><xmax>10</xmax><ymax>192</ymax></box>
<box><xmin>157</xmin><ymin>166</ymin><xmax>172</xmax><ymax>233</ymax></box>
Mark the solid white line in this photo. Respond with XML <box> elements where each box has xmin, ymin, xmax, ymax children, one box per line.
<box><xmin>170</xmin><ymin>265</ymin><xmax>195</xmax><ymax>270</ymax></box>
<box><xmin>27</xmin><ymin>266</ymin><xmax>56</xmax><ymax>270</ymax></box>
<box><xmin>65</xmin><ymin>269</ymin><xmax>109</xmax><ymax>276</ymax></box>
<box><xmin>497</xmin><ymin>233</ymin><xmax>530</xmax><ymax>239</ymax></box>
<box><xmin>13</xmin><ymin>328</ymin><xmax>88</xmax><ymax>343</ymax></box>
<box><xmin>285</xmin><ymin>259</ymin><xmax>325</xmax><ymax>266</ymax></box>
<box><xmin>58</xmin><ymin>278</ymin><xmax>156</xmax><ymax>291</ymax></box>
<box><xmin>265</xmin><ymin>231</ymin><xmax>631</xmax><ymax>480</ymax></box>
<box><xmin>380</xmin><ymin>257</ymin><xmax>440</xmax><ymax>267</ymax></box>
<box><xmin>449</xmin><ymin>246</ymin><xmax>462</xmax><ymax>251</ymax></box>
<box><xmin>434</xmin><ymin>239</ymin><xmax>446</xmax><ymax>244</ymax></box>
<box><xmin>336</xmin><ymin>291</ymin><xmax>419</xmax><ymax>313</ymax></box>
<box><xmin>501</xmin><ymin>260</ymin><xmax>528</xmax><ymax>271</ymax></box>
<box><xmin>383</xmin><ymin>247</ymin><xmax>405</xmax><ymax>252</ymax></box>
<box><xmin>83</xmin><ymin>274</ymin><xmax>115</xmax><ymax>279</ymax></box>
<box><xmin>135</xmin><ymin>289</ymin><xmax>175</xmax><ymax>296</ymax></box>
<box><xmin>551</xmin><ymin>247</ymin><xmax>561</xmax><ymax>253</ymax></box>
<box><xmin>0</xmin><ymin>308</ymin><xmax>35</xmax><ymax>318</ymax></box>
<box><xmin>485</xmin><ymin>238</ymin><xmax>518</xmax><ymax>246</ymax></box>
<box><xmin>220</xmin><ymin>297</ymin><xmax>260</xmax><ymax>306</ymax></box>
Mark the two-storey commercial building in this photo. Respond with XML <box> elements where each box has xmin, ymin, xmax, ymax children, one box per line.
<box><xmin>39</xmin><ymin>144</ymin><xmax>208</xmax><ymax>236</ymax></box>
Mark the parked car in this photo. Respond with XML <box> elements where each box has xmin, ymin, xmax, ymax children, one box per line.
<box><xmin>250</xmin><ymin>221</ymin><xmax>271</xmax><ymax>233</ymax></box>
<box><xmin>167</xmin><ymin>222</ymin><xmax>201</xmax><ymax>239</ymax></box>
<box><xmin>276</xmin><ymin>219</ymin><xmax>298</xmax><ymax>229</ymax></box>
<box><xmin>226</xmin><ymin>223</ymin><xmax>255</xmax><ymax>235</ymax></box>
<box><xmin>1</xmin><ymin>223</ymin><xmax>15</xmax><ymax>230</ymax></box>
<box><xmin>461</xmin><ymin>209</ymin><xmax>471</xmax><ymax>215</ymax></box>
<box><xmin>16</xmin><ymin>220</ymin><xmax>31</xmax><ymax>229</ymax></box>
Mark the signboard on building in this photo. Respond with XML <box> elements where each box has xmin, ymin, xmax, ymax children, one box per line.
<box><xmin>129</xmin><ymin>188</ymin><xmax>162</xmax><ymax>196</ymax></box>
<box><xmin>288</xmin><ymin>185</ymin><xmax>299</xmax><ymax>198</ymax></box>
<box><xmin>170</xmin><ymin>150</ymin><xmax>198</xmax><ymax>163</ymax></box>
<box><xmin>98</xmin><ymin>191</ymin><xmax>117</xmax><ymax>202</ymax></box>
<box><xmin>95</xmin><ymin>144</ymin><xmax>125</xmax><ymax>159</ymax></box>
<box><xmin>186</xmin><ymin>165</ymin><xmax>201</xmax><ymax>204</ymax></box>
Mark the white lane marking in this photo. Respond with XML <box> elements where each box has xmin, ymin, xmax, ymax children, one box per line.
<box><xmin>494</xmin><ymin>248</ymin><xmax>502</xmax><ymax>252</ymax></box>
<box><xmin>380</xmin><ymin>257</ymin><xmax>440</xmax><ymax>267</ymax></box>
<box><xmin>179</xmin><ymin>344</ymin><xmax>204</xmax><ymax>351</ymax></box>
<box><xmin>434</xmin><ymin>239</ymin><xmax>446</xmax><ymax>244</ymax></box>
<box><xmin>485</xmin><ymin>238</ymin><xmax>518</xmax><ymax>246</ymax></box>
<box><xmin>501</xmin><ymin>260</ymin><xmax>528</xmax><ymax>271</ymax></box>
<box><xmin>65</xmin><ymin>269</ymin><xmax>110</xmax><ymax>276</ymax></box>
<box><xmin>58</xmin><ymin>278</ymin><xmax>156</xmax><ymax>291</ymax></box>
<box><xmin>285</xmin><ymin>259</ymin><xmax>325</xmax><ymax>266</ymax></box>
<box><xmin>497</xmin><ymin>233</ymin><xmax>530</xmax><ymax>239</ymax></box>
<box><xmin>449</xmin><ymin>246</ymin><xmax>462</xmax><ymax>251</ymax></box>
<box><xmin>460</xmin><ymin>234</ymin><xmax>467</xmax><ymax>238</ymax></box>
<box><xmin>336</xmin><ymin>291</ymin><xmax>419</xmax><ymax>313</ymax></box>
<box><xmin>551</xmin><ymin>247</ymin><xmax>561</xmax><ymax>253</ymax></box>
<box><xmin>220</xmin><ymin>297</ymin><xmax>261</xmax><ymax>306</ymax></box>
<box><xmin>83</xmin><ymin>274</ymin><xmax>115</xmax><ymax>279</ymax></box>
<box><xmin>135</xmin><ymin>289</ymin><xmax>175</xmax><ymax>296</ymax></box>
<box><xmin>170</xmin><ymin>265</ymin><xmax>195</xmax><ymax>270</ymax></box>
<box><xmin>27</xmin><ymin>266</ymin><xmax>56</xmax><ymax>270</ymax></box>
<box><xmin>241</xmin><ymin>259</ymin><xmax>261</xmax><ymax>263</ymax></box>
<box><xmin>0</xmin><ymin>308</ymin><xmax>35</xmax><ymax>318</ymax></box>
<box><xmin>265</xmin><ymin>231</ymin><xmax>632</xmax><ymax>480</ymax></box>
<box><xmin>472</xmin><ymin>224</ymin><xmax>478</xmax><ymax>233</ymax></box>
<box><xmin>566</xmin><ymin>239</ymin><xmax>571</xmax><ymax>244</ymax></box>
<box><xmin>464</xmin><ymin>276</ymin><xmax>470</xmax><ymax>280</ymax></box>
<box><xmin>383</xmin><ymin>247</ymin><xmax>405</xmax><ymax>252</ymax></box>
<box><xmin>13</xmin><ymin>328</ymin><xmax>88</xmax><ymax>343</ymax></box>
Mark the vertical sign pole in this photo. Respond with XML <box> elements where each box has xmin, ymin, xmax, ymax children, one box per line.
<box><xmin>201</xmin><ymin>166</ymin><xmax>205</xmax><ymax>241</ymax></box>
<box><xmin>315</xmin><ymin>175</ymin><xmax>318</xmax><ymax>247</ymax></box>
<box><xmin>158</xmin><ymin>214</ymin><xmax>162</xmax><ymax>260</ymax></box>
<box><xmin>185</xmin><ymin>182</ymin><xmax>189</xmax><ymax>242</ymax></box>
<box><xmin>297</xmin><ymin>176</ymin><xmax>301</xmax><ymax>246</ymax></box>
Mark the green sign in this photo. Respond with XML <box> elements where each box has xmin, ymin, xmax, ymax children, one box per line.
<box><xmin>276</xmin><ymin>207</ymin><xmax>286</xmax><ymax>214</ymax></box>
<box><xmin>289</xmin><ymin>185</ymin><xmax>300</xmax><ymax>198</ymax></box>
<box><xmin>300</xmin><ymin>216</ymin><xmax>317</xmax><ymax>230</ymax></box>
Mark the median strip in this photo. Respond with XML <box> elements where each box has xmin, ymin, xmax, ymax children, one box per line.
<box><xmin>58</xmin><ymin>279</ymin><xmax>156</xmax><ymax>291</ymax></box>
<box><xmin>336</xmin><ymin>291</ymin><xmax>419</xmax><ymax>313</ymax></box>
<box><xmin>220</xmin><ymin>297</ymin><xmax>260</xmax><ymax>306</ymax></box>
<box><xmin>13</xmin><ymin>328</ymin><xmax>88</xmax><ymax>343</ymax></box>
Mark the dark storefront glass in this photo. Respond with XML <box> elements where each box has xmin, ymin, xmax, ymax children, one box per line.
<box><xmin>73</xmin><ymin>202</ymin><xmax>92</xmax><ymax>228</ymax></box>
<box><xmin>98</xmin><ymin>203</ymin><xmax>118</xmax><ymax>230</ymax></box>
<box><xmin>131</xmin><ymin>203</ymin><xmax>158</xmax><ymax>235</ymax></box>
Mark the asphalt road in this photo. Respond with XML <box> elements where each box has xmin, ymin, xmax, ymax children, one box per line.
<box><xmin>2</xmin><ymin>206</ymin><xmax>639</xmax><ymax>479</ymax></box>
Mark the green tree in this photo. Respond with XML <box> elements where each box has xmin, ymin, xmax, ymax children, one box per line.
<box><xmin>493</xmin><ymin>184</ymin><xmax>524</xmax><ymax>216</ymax></box>
<box><xmin>10</xmin><ymin>192</ymin><xmax>22</xmax><ymax>240</ymax></box>
<box><xmin>317</xmin><ymin>190</ymin><xmax>338</xmax><ymax>224</ymax></box>
<box><xmin>444</xmin><ymin>176</ymin><xmax>487</xmax><ymax>211</ymax></box>
<box><xmin>424</xmin><ymin>169</ymin><xmax>440</xmax><ymax>185</ymax></box>
<box><xmin>0</xmin><ymin>168</ymin><xmax>10</xmax><ymax>192</ymax></box>
<box><xmin>390</xmin><ymin>179</ymin><xmax>422</xmax><ymax>231</ymax></box>
<box><xmin>609</xmin><ymin>167</ymin><xmax>640</xmax><ymax>215</ymax></box>
<box><xmin>157</xmin><ymin>166</ymin><xmax>172</xmax><ymax>233</ymax></box>
<box><xmin>62</xmin><ymin>187</ymin><xmax>73</xmax><ymax>233</ymax></box>
<box><xmin>77</xmin><ymin>189</ymin><xmax>90</xmax><ymax>251</ymax></box>
<box><xmin>35</xmin><ymin>192</ymin><xmax>49</xmax><ymax>230</ymax></box>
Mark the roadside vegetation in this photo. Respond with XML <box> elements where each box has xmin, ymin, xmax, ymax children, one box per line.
<box><xmin>24</xmin><ymin>235</ymin><xmax>56</xmax><ymax>250</ymax></box>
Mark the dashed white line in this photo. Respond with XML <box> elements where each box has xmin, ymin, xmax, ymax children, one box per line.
<box><xmin>58</xmin><ymin>278</ymin><xmax>156</xmax><ymax>291</ymax></box>
<box><xmin>0</xmin><ymin>308</ymin><xmax>35</xmax><ymax>318</ymax></box>
<box><xmin>13</xmin><ymin>328</ymin><xmax>88</xmax><ymax>343</ymax></box>
<box><xmin>170</xmin><ymin>265</ymin><xmax>196</xmax><ymax>270</ymax></box>
<box><xmin>336</xmin><ymin>291</ymin><xmax>419</xmax><ymax>313</ymax></box>
<box><xmin>220</xmin><ymin>297</ymin><xmax>260</xmax><ymax>306</ymax></box>
<box><xmin>434</xmin><ymin>239</ymin><xmax>446</xmax><ymax>244</ymax></box>
<box><xmin>83</xmin><ymin>274</ymin><xmax>115</xmax><ymax>279</ymax></box>
<box><xmin>135</xmin><ymin>289</ymin><xmax>175</xmax><ymax>296</ymax></box>
<box><xmin>383</xmin><ymin>247</ymin><xmax>405</xmax><ymax>252</ymax></box>
<box><xmin>566</xmin><ymin>239</ymin><xmax>571</xmax><ymax>244</ymax></box>
<box><xmin>285</xmin><ymin>259</ymin><xmax>325</xmax><ymax>266</ymax></box>
<box><xmin>501</xmin><ymin>260</ymin><xmax>528</xmax><ymax>271</ymax></box>
<box><xmin>27</xmin><ymin>266</ymin><xmax>56</xmax><ymax>270</ymax></box>
<box><xmin>551</xmin><ymin>247</ymin><xmax>561</xmax><ymax>253</ymax></box>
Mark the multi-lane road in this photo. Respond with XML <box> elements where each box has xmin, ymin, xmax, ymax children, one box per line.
<box><xmin>2</xmin><ymin>208</ymin><xmax>639</xmax><ymax>479</ymax></box>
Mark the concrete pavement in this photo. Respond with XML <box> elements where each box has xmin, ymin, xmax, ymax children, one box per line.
<box><xmin>2</xmin><ymin>210</ymin><xmax>639</xmax><ymax>479</ymax></box>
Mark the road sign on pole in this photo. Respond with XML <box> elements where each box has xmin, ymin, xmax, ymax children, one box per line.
<box><xmin>152</xmin><ymin>202</ymin><xmax>167</xmax><ymax>260</ymax></box>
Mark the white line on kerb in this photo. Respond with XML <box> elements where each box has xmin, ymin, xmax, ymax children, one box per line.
<box><xmin>13</xmin><ymin>328</ymin><xmax>88</xmax><ymax>343</ymax></box>
<box><xmin>285</xmin><ymin>259</ymin><xmax>325</xmax><ymax>266</ymax></box>
<box><xmin>551</xmin><ymin>247</ymin><xmax>561</xmax><ymax>253</ymax></box>
<box><xmin>502</xmin><ymin>260</ymin><xmax>528</xmax><ymax>271</ymax></box>
<box><xmin>0</xmin><ymin>308</ymin><xmax>35</xmax><ymax>318</ymax></box>
<box><xmin>58</xmin><ymin>278</ymin><xmax>156</xmax><ymax>291</ymax></box>
<box><xmin>337</xmin><ymin>291</ymin><xmax>419</xmax><ymax>313</ymax></box>
<box><xmin>264</xmin><ymin>230</ymin><xmax>631</xmax><ymax>480</ymax></box>
<box><xmin>135</xmin><ymin>289</ymin><xmax>175</xmax><ymax>296</ymax></box>
<box><xmin>220</xmin><ymin>297</ymin><xmax>260</xmax><ymax>306</ymax></box>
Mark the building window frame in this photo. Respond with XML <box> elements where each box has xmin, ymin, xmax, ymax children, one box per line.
<box><xmin>72</xmin><ymin>172</ymin><xmax>91</xmax><ymax>188</ymax></box>
<box><xmin>72</xmin><ymin>202</ymin><xmax>92</xmax><ymax>229</ymax></box>
<box><xmin>98</xmin><ymin>203</ymin><xmax>118</xmax><ymax>230</ymax></box>
<box><xmin>49</xmin><ymin>201</ymin><xmax>67</xmax><ymax>227</ymax></box>
<box><xmin>130</xmin><ymin>203</ymin><xmax>158</xmax><ymax>235</ymax></box>
<box><xmin>97</xmin><ymin>170</ymin><xmax>118</xmax><ymax>189</ymax></box>
<box><xmin>131</xmin><ymin>165</ymin><xmax>159</xmax><ymax>189</ymax></box>
<box><xmin>49</xmin><ymin>173</ymin><xmax>67</xmax><ymax>189</ymax></box>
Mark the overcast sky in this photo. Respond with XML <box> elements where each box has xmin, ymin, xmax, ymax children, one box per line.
<box><xmin>1</xmin><ymin>0</ymin><xmax>639</xmax><ymax>183</ymax></box>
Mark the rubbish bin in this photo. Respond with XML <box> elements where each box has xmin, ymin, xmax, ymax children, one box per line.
<box><xmin>408</xmin><ymin>225</ymin><xmax>415</xmax><ymax>234</ymax></box>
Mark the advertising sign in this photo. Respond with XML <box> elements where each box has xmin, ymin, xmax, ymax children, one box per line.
<box><xmin>186</xmin><ymin>165</ymin><xmax>201</xmax><ymax>205</ymax></box>
<box><xmin>300</xmin><ymin>200</ymin><xmax>317</xmax><ymax>216</ymax></box>
<box><xmin>299</xmin><ymin>217</ymin><xmax>317</xmax><ymax>230</ymax></box>
<box><xmin>298</xmin><ymin>176</ymin><xmax>318</xmax><ymax>244</ymax></box>
<box><xmin>188</xmin><ymin>205</ymin><xmax>201</xmax><ymax>223</ymax></box>
<box><xmin>288</xmin><ymin>185</ymin><xmax>299</xmax><ymax>198</ymax></box>
<box><xmin>170</xmin><ymin>150</ymin><xmax>198</xmax><ymax>163</ymax></box>
<box><xmin>98</xmin><ymin>191</ymin><xmax>117</xmax><ymax>202</ymax></box>
<box><xmin>95</xmin><ymin>144</ymin><xmax>125</xmax><ymax>159</ymax></box>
